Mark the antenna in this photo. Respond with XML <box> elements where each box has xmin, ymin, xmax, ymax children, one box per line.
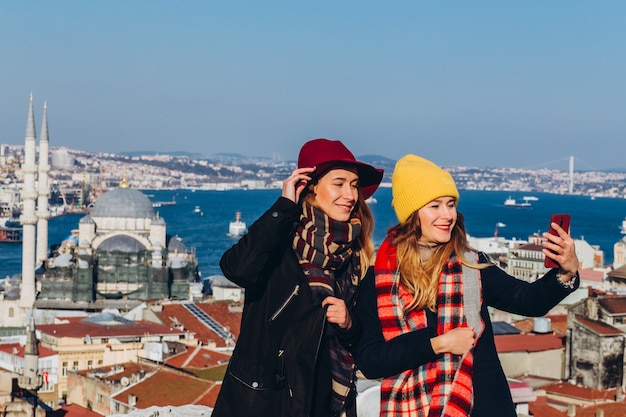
<box><xmin>569</xmin><ymin>156</ymin><xmax>574</xmax><ymax>194</ymax></box>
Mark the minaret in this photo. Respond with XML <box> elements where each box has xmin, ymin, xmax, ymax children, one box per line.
<box><xmin>20</xmin><ymin>93</ymin><xmax>38</xmax><ymax>308</ymax></box>
<box><xmin>18</xmin><ymin>313</ymin><xmax>41</xmax><ymax>389</ymax></box>
<box><xmin>18</xmin><ymin>312</ymin><xmax>43</xmax><ymax>417</ymax></box>
<box><xmin>36</xmin><ymin>101</ymin><xmax>51</xmax><ymax>266</ymax></box>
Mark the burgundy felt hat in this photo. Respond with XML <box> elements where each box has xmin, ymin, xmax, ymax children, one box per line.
<box><xmin>297</xmin><ymin>138</ymin><xmax>384</xmax><ymax>200</ymax></box>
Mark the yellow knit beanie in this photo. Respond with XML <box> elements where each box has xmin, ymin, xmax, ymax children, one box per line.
<box><xmin>391</xmin><ymin>154</ymin><xmax>460</xmax><ymax>223</ymax></box>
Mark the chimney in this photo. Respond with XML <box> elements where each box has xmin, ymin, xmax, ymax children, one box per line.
<box><xmin>595</xmin><ymin>409</ymin><xmax>604</xmax><ymax>417</ymax></box>
<box><xmin>567</xmin><ymin>403</ymin><xmax>576</xmax><ymax>416</ymax></box>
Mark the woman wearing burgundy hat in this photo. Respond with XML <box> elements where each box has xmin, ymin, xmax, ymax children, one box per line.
<box><xmin>212</xmin><ymin>138</ymin><xmax>384</xmax><ymax>417</ymax></box>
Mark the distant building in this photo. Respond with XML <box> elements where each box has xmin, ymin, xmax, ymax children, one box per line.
<box><xmin>209</xmin><ymin>275</ymin><xmax>244</xmax><ymax>302</ymax></box>
<box><xmin>40</xmin><ymin>181</ymin><xmax>199</xmax><ymax>303</ymax></box>
<box><xmin>36</xmin><ymin>312</ymin><xmax>195</xmax><ymax>402</ymax></box>
<box><xmin>50</xmin><ymin>147</ymin><xmax>75</xmax><ymax>169</ymax></box>
<box><xmin>606</xmin><ymin>264</ymin><xmax>626</xmax><ymax>292</ymax></box>
<box><xmin>566</xmin><ymin>296</ymin><xmax>626</xmax><ymax>390</ymax></box>
<box><xmin>508</xmin><ymin>242</ymin><xmax>547</xmax><ymax>282</ymax></box>
<box><xmin>614</xmin><ymin>238</ymin><xmax>626</xmax><ymax>269</ymax></box>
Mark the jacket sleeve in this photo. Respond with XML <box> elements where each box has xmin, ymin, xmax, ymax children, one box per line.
<box><xmin>219</xmin><ymin>197</ymin><xmax>301</xmax><ymax>290</ymax></box>
<box><xmin>480</xmin><ymin>253</ymin><xmax>579</xmax><ymax>316</ymax></box>
<box><xmin>354</xmin><ymin>268</ymin><xmax>439</xmax><ymax>379</ymax></box>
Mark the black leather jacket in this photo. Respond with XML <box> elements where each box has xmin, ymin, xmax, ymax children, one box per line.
<box><xmin>212</xmin><ymin>197</ymin><xmax>359</xmax><ymax>417</ymax></box>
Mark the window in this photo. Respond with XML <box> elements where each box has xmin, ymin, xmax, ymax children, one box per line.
<box><xmin>87</xmin><ymin>360</ymin><xmax>93</xmax><ymax>370</ymax></box>
<box><xmin>62</xmin><ymin>362</ymin><xmax>68</xmax><ymax>377</ymax></box>
<box><xmin>72</xmin><ymin>361</ymin><xmax>79</xmax><ymax>371</ymax></box>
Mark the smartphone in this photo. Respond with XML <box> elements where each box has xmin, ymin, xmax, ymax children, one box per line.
<box><xmin>544</xmin><ymin>214</ymin><xmax>571</xmax><ymax>268</ymax></box>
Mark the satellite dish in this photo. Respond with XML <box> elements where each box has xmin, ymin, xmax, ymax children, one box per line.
<box><xmin>121</xmin><ymin>377</ymin><xmax>130</xmax><ymax>386</ymax></box>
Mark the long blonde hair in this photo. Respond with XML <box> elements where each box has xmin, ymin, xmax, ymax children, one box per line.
<box><xmin>393</xmin><ymin>210</ymin><xmax>483</xmax><ymax>312</ymax></box>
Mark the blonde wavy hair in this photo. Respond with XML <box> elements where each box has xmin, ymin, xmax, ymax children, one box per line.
<box><xmin>393</xmin><ymin>210</ymin><xmax>486</xmax><ymax>312</ymax></box>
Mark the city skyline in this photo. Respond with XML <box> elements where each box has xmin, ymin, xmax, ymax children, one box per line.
<box><xmin>1</xmin><ymin>1</ymin><xmax>625</xmax><ymax>171</ymax></box>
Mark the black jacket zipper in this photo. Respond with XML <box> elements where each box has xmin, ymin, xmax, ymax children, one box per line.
<box><xmin>269</xmin><ymin>284</ymin><xmax>300</xmax><ymax>322</ymax></box>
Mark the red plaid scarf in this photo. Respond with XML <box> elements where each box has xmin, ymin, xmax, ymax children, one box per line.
<box><xmin>375</xmin><ymin>236</ymin><xmax>483</xmax><ymax>417</ymax></box>
<box><xmin>292</xmin><ymin>202</ymin><xmax>361</xmax><ymax>414</ymax></box>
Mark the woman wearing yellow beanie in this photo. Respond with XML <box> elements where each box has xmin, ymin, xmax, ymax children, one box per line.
<box><xmin>355</xmin><ymin>154</ymin><xmax>580</xmax><ymax>416</ymax></box>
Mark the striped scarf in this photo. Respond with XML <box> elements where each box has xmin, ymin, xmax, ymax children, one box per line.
<box><xmin>375</xmin><ymin>236</ymin><xmax>483</xmax><ymax>417</ymax></box>
<box><xmin>292</xmin><ymin>202</ymin><xmax>361</xmax><ymax>414</ymax></box>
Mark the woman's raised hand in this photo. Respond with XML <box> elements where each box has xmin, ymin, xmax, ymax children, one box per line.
<box><xmin>542</xmin><ymin>221</ymin><xmax>579</xmax><ymax>280</ymax></box>
<box><xmin>282</xmin><ymin>167</ymin><xmax>315</xmax><ymax>203</ymax></box>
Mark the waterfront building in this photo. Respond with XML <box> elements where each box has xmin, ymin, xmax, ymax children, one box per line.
<box><xmin>40</xmin><ymin>179</ymin><xmax>199</xmax><ymax>302</ymax></box>
<box><xmin>1</xmin><ymin>94</ymin><xmax>198</xmax><ymax>325</ymax></box>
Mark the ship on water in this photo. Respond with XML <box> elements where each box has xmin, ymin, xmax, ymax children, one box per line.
<box><xmin>0</xmin><ymin>219</ymin><xmax>21</xmax><ymax>243</ymax></box>
<box><xmin>504</xmin><ymin>196</ymin><xmax>536</xmax><ymax>208</ymax></box>
<box><xmin>228</xmin><ymin>211</ymin><xmax>247</xmax><ymax>238</ymax></box>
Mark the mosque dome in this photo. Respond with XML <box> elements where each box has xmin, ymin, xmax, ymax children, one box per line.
<box><xmin>98</xmin><ymin>235</ymin><xmax>147</xmax><ymax>252</ymax></box>
<box><xmin>90</xmin><ymin>187</ymin><xmax>155</xmax><ymax>218</ymax></box>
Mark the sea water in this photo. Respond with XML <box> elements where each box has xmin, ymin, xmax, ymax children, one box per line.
<box><xmin>1</xmin><ymin>188</ymin><xmax>625</xmax><ymax>280</ymax></box>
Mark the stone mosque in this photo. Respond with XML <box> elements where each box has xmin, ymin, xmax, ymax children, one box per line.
<box><xmin>0</xmin><ymin>94</ymin><xmax>198</xmax><ymax>328</ymax></box>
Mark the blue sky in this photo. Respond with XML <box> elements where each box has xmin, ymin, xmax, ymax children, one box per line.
<box><xmin>1</xmin><ymin>1</ymin><xmax>624</xmax><ymax>170</ymax></box>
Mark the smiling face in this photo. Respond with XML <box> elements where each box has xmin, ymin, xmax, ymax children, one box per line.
<box><xmin>310</xmin><ymin>167</ymin><xmax>360</xmax><ymax>222</ymax></box>
<box><xmin>417</xmin><ymin>196</ymin><xmax>458</xmax><ymax>245</ymax></box>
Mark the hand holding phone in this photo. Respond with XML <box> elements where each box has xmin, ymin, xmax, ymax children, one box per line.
<box><xmin>544</xmin><ymin>214</ymin><xmax>571</xmax><ymax>268</ymax></box>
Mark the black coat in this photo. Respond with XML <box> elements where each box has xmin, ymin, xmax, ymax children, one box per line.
<box><xmin>212</xmin><ymin>197</ymin><xmax>359</xmax><ymax>417</ymax></box>
<box><xmin>354</xmin><ymin>253</ymin><xmax>578</xmax><ymax>417</ymax></box>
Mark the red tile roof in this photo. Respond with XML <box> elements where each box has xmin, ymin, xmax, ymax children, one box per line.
<box><xmin>494</xmin><ymin>333</ymin><xmax>565</xmax><ymax>353</ymax></box>
<box><xmin>36</xmin><ymin>320</ymin><xmax>187</xmax><ymax>339</ymax></box>
<box><xmin>539</xmin><ymin>381</ymin><xmax>616</xmax><ymax>401</ymax></box>
<box><xmin>156</xmin><ymin>301</ymin><xmax>242</xmax><ymax>348</ymax></box>
<box><xmin>0</xmin><ymin>342</ymin><xmax>57</xmax><ymax>358</ymax></box>
<box><xmin>528</xmin><ymin>396</ymin><xmax>569</xmax><ymax>417</ymax></box>
<box><xmin>517</xmin><ymin>243</ymin><xmax>544</xmax><ymax>251</ymax></box>
<box><xmin>511</xmin><ymin>314</ymin><xmax>568</xmax><ymax>335</ymax></box>
<box><xmin>49</xmin><ymin>403</ymin><xmax>103</xmax><ymax>417</ymax></box>
<box><xmin>76</xmin><ymin>362</ymin><xmax>154</xmax><ymax>384</ymax></box>
<box><xmin>165</xmin><ymin>345</ymin><xmax>231</xmax><ymax>368</ymax></box>
<box><xmin>598</xmin><ymin>296</ymin><xmax>626</xmax><ymax>315</ymax></box>
<box><xmin>574</xmin><ymin>314</ymin><xmax>623</xmax><ymax>336</ymax></box>
<box><xmin>110</xmin><ymin>368</ymin><xmax>219</xmax><ymax>408</ymax></box>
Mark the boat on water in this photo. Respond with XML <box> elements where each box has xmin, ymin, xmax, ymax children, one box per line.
<box><xmin>504</xmin><ymin>196</ymin><xmax>532</xmax><ymax>208</ymax></box>
<box><xmin>0</xmin><ymin>218</ymin><xmax>22</xmax><ymax>243</ymax></box>
<box><xmin>620</xmin><ymin>217</ymin><xmax>626</xmax><ymax>235</ymax></box>
<box><xmin>193</xmin><ymin>205</ymin><xmax>201</xmax><ymax>213</ymax></box>
<box><xmin>152</xmin><ymin>197</ymin><xmax>177</xmax><ymax>208</ymax></box>
<box><xmin>228</xmin><ymin>211</ymin><xmax>247</xmax><ymax>238</ymax></box>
